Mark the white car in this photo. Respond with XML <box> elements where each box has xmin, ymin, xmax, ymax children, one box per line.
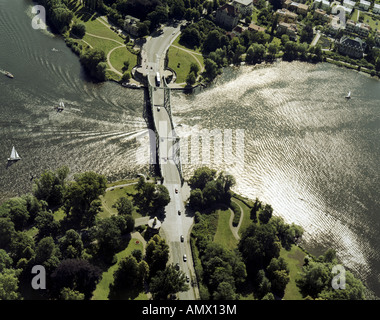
<box><xmin>183</xmin><ymin>254</ymin><xmax>187</xmax><ymax>262</ymax></box>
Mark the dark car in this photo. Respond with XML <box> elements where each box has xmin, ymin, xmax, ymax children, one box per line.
<box><xmin>178</xmin><ymin>210</ymin><xmax>181</xmax><ymax>215</ymax></box>
<box><xmin>180</xmin><ymin>235</ymin><xmax>184</xmax><ymax>242</ymax></box>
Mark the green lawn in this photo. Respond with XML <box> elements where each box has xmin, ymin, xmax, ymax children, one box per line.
<box><xmin>168</xmin><ymin>35</ymin><xmax>204</xmax><ymax>85</ymax></box>
<box><xmin>213</xmin><ymin>208</ymin><xmax>238</xmax><ymax>251</ymax></box>
<box><xmin>109</xmin><ymin>46</ymin><xmax>137</xmax><ymax>74</ymax></box>
<box><xmin>280</xmin><ymin>245</ymin><xmax>306</xmax><ymax>300</ymax></box>
<box><xmin>68</xmin><ymin>0</ymin><xmax>137</xmax><ymax>76</ymax></box>
<box><xmin>92</xmin><ymin>238</ymin><xmax>147</xmax><ymax>300</ymax></box>
<box><xmin>99</xmin><ymin>181</ymin><xmax>141</xmax><ymax>219</ymax></box>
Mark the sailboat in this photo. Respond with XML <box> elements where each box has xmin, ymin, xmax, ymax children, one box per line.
<box><xmin>55</xmin><ymin>101</ymin><xmax>64</xmax><ymax>112</ymax></box>
<box><xmin>8</xmin><ymin>146</ymin><xmax>21</xmax><ymax>162</ymax></box>
<box><xmin>345</xmin><ymin>91</ymin><xmax>351</xmax><ymax>99</ymax></box>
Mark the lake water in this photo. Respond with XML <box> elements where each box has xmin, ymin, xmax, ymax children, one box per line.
<box><xmin>1</xmin><ymin>0</ymin><xmax>379</xmax><ymax>298</ymax></box>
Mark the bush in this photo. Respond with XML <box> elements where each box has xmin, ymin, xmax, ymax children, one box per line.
<box><xmin>71</xmin><ymin>22</ymin><xmax>86</xmax><ymax>39</ymax></box>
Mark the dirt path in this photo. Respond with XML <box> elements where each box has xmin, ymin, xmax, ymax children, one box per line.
<box><xmin>228</xmin><ymin>199</ymin><xmax>244</xmax><ymax>241</ymax></box>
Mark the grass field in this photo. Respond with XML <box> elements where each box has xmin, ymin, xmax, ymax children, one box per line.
<box><xmin>67</xmin><ymin>0</ymin><xmax>137</xmax><ymax>78</ymax></box>
<box><xmin>168</xmin><ymin>35</ymin><xmax>205</xmax><ymax>85</ymax></box>
<box><xmin>99</xmin><ymin>180</ymin><xmax>141</xmax><ymax>219</ymax></box>
<box><xmin>280</xmin><ymin>245</ymin><xmax>306</xmax><ymax>300</ymax></box>
<box><xmin>213</xmin><ymin>208</ymin><xmax>238</xmax><ymax>250</ymax></box>
<box><xmin>92</xmin><ymin>238</ymin><xmax>147</xmax><ymax>300</ymax></box>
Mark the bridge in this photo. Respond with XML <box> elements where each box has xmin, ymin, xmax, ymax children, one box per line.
<box><xmin>140</xmin><ymin>23</ymin><xmax>198</xmax><ymax>300</ymax></box>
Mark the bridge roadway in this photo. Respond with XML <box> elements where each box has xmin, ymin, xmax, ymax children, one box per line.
<box><xmin>141</xmin><ymin>24</ymin><xmax>198</xmax><ymax>300</ymax></box>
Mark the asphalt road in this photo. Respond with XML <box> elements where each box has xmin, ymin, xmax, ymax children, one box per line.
<box><xmin>141</xmin><ymin>23</ymin><xmax>198</xmax><ymax>300</ymax></box>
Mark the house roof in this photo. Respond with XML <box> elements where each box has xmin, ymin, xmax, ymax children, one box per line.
<box><xmin>340</xmin><ymin>36</ymin><xmax>365</xmax><ymax>50</ymax></box>
<box><xmin>218</xmin><ymin>3</ymin><xmax>239</xmax><ymax>16</ymax></box>
<box><xmin>248</xmin><ymin>23</ymin><xmax>266</xmax><ymax>32</ymax></box>
<box><xmin>359</xmin><ymin>0</ymin><xmax>370</xmax><ymax>5</ymax></box>
<box><xmin>233</xmin><ymin>0</ymin><xmax>253</xmax><ymax>6</ymax></box>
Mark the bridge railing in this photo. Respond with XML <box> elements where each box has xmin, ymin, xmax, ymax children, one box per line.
<box><xmin>147</xmin><ymin>77</ymin><xmax>184</xmax><ymax>185</ymax></box>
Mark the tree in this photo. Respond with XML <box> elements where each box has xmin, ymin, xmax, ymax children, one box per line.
<box><xmin>113</xmin><ymin>196</ymin><xmax>134</xmax><ymax>216</ymax></box>
<box><xmin>188</xmin><ymin>188</ymin><xmax>204</xmax><ymax>210</ymax></box>
<box><xmin>34</xmin><ymin>236</ymin><xmax>61</xmax><ymax>275</ymax></box>
<box><xmin>50</xmin><ymin>6</ymin><xmax>73</xmax><ymax>34</ymax></box>
<box><xmin>152</xmin><ymin>184</ymin><xmax>170</xmax><ymax>209</ymax></box>
<box><xmin>190</xmin><ymin>62</ymin><xmax>199</xmax><ymax>76</ymax></box>
<box><xmin>203</xmin><ymin>30</ymin><xmax>221</xmax><ymax>53</ymax></box>
<box><xmin>147</xmin><ymin>5</ymin><xmax>168</xmax><ymax>30</ymax></box>
<box><xmin>58</xmin><ymin>229</ymin><xmax>84</xmax><ymax>260</ymax></box>
<box><xmin>186</xmin><ymin>71</ymin><xmax>196</xmax><ymax>86</ymax></box>
<box><xmin>60</xmin><ymin>287</ymin><xmax>85</xmax><ymax>300</ymax></box>
<box><xmin>71</xmin><ymin>22</ymin><xmax>86</xmax><ymax>39</ymax></box>
<box><xmin>267</xmin><ymin>257</ymin><xmax>290</xmax><ymax>296</ymax></box>
<box><xmin>0</xmin><ymin>218</ymin><xmax>16</xmax><ymax>250</ymax></box>
<box><xmin>9</xmin><ymin>231</ymin><xmax>35</xmax><ymax>264</ymax></box>
<box><xmin>149</xmin><ymin>264</ymin><xmax>189</xmax><ymax>299</ymax></box>
<box><xmin>80</xmin><ymin>48</ymin><xmax>107</xmax><ymax>81</ymax></box>
<box><xmin>267</xmin><ymin>42</ymin><xmax>279</xmax><ymax>61</ymax></box>
<box><xmin>189</xmin><ymin>167</ymin><xmax>217</xmax><ymax>190</ymax></box>
<box><xmin>239</xmin><ymin>223</ymin><xmax>281</xmax><ymax>273</ymax></box>
<box><xmin>145</xmin><ymin>235</ymin><xmax>169</xmax><ymax>277</ymax></box>
<box><xmin>64</xmin><ymin>171</ymin><xmax>107</xmax><ymax>228</ymax></box>
<box><xmin>8</xmin><ymin>201</ymin><xmax>29</xmax><ymax>231</ymax></box>
<box><xmin>33</xmin><ymin>166</ymin><xmax>69</xmax><ymax>207</ymax></box>
<box><xmin>51</xmin><ymin>259</ymin><xmax>102</xmax><ymax>299</ymax></box>
<box><xmin>109</xmin><ymin>255</ymin><xmax>149</xmax><ymax>299</ymax></box>
<box><xmin>35</xmin><ymin>211</ymin><xmax>60</xmax><ymax>240</ymax></box>
<box><xmin>246</xmin><ymin>43</ymin><xmax>265</xmax><ymax>65</ymax></box>
<box><xmin>121</xmin><ymin>71</ymin><xmax>131</xmax><ymax>82</ymax></box>
<box><xmin>0</xmin><ymin>250</ymin><xmax>13</xmax><ymax>272</ymax></box>
<box><xmin>296</xmin><ymin>261</ymin><xmax>331</xmax><ymax>298</ymax></box>
<box><xmin>258</xmin><ymin>204</ymin><xmax>273</xmax><ymax>224</ymax></box>
<box><xmin>0</xmin><ymin>268</ymin><xmax>21</xmax><ymax>300</ymax></box>
<box><xmin>134</xmin><ymin>182</ymin><xmax>170</xmax><ymax>215</ymax></box>
<box><xmin>95</xmin><ymin>217</ymin><xmax>122</xmax><ymax>257</ymax></box>
<box><xmin>300</xmin><ymin>23</ymin><xmax>314</xmax><ymax>44</ymax></box>
<box><xmin>213</xmin><ymin>282</ymin><xmax>237</xmax><ymax>300</ymax></box>
<box><xmin>204</xmin><ymin>58</ymin><xmax>219</xmax><ymax>81</ymax></box>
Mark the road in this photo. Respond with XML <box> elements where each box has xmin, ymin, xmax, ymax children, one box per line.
<box><xmin>141</xmin><ymin>23</ymin><xmax>198</xmax><ymax>300</ymax></box>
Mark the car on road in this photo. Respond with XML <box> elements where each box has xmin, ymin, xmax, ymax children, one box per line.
<box><xmin>175</xmin><ymin>188</ymin><xmax>178</xmax><ymax>193</ymax></box>
<box><xmin>178</xmin><ymin>210</ymin><xmax>181</xmax><ymax>215</ymax></box>
<box><xmin>183</xmin><ymin>254</ymin><xmax>187</xmax><ymax>262</ymax></box>
<box><xmin>180</xmin><ymin>235</ymin><xmax>184</xmax><ymax>242</ymax></box>
<box><xmin>175</xmin><ymin>263</ymin><xmax>180</xmax><ymax>270</ymax></box>
<box><xmin>157</xmin><ymin>106</ymin><xmax>160</xmax><ymax>111</ymax></box>
<box><xmin>186</xmin><ymin>275</ymin><xmax>190</xmax><ymax>282</ymax></box>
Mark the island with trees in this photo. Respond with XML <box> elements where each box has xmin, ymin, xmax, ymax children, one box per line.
<box><xmin>0</xmin><ymin>166</ymin><xmax>368</xmax><ymax>300</ymax></box>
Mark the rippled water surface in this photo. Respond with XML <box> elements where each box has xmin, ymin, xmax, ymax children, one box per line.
<box><xmin>1</xmin><ymin>0</ymin><xmax>380</xmax><ymax>297</ymax></box>
<box><xmin>172</xmin><ymin>63</ymin><xmax>380</xmax><ymax>297</ymax></box>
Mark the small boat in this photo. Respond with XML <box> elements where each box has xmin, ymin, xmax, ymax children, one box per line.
<box><xmin>345</xmin><ymin>91</ymin><xmax>351</xmax><ymax>99</ymax></box>
<box><xmin>8</xmin><ymin>146</ymin><xmax>21</xmax><ymax>162</ymax></box>
<box><xmin>5</xmin><ymin>71</ymin><xmax>14</xmax><ymax>78</ymax></box>
<box><xmin>55</xmin><ymin>101</ymin><xmax>64</xmax><ymax>112</ymax></box>
<box><xmin>51</xmin><ymin>48</ymin><xmax>59</xmax><ymax>52</ymax></box>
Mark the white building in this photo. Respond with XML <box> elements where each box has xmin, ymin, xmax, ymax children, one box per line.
<box><xmin>343</xmin><ymin>0</ymin><xmax>355</xmax><ymax>9</ymax></box>
<box><xmin>359</xmin><ymin>0</ymin><xmax>371</xmax><ymax>11</ymax></box>
<box><xmin>232</xmin><ymin>0</ymin><xmax>254</xmax><ymax>16</ymax></box>
<box><xmin>314</xmin><ymin>0</ymin><xmax>331</xmax><ymax>10</ymax></box>
<box><xmin>373</xmin><ymin>3</ymin><xmax>380</xmax><ymax>14</ymax></box>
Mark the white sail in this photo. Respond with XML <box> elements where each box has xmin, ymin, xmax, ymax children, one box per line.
<box><xmin>9</xmin><ymin>146</ymin><xmax>21</xmax><ymax>161</ymax></box>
